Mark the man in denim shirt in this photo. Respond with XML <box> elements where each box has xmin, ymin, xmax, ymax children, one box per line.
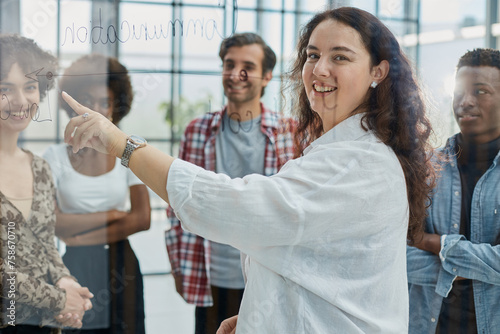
<box><xmin>408</xmin><ymin>48</ymin><xmax>500</xmax><ymax>334</ymax></box>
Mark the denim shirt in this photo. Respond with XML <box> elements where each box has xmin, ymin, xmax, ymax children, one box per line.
<box><xmin>407</xmin><ymin>134</ymin><xmax>500</xmax><ymax>334</ymax></box>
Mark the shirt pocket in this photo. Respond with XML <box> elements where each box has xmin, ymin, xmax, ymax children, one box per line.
<box><xmin>494</xmin><ymin>204</ymin><xmax>500</xmax><ymax>245</ymax></box>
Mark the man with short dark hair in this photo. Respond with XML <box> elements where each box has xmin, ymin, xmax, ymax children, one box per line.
<box><xmin>407</xmin><ymin>48</ymin><xmax>500</xmax><ymax>334</ymax></box>
<box><xmin>165</xmin><ymin>32</ymin><xmax>295</xmax><ymax>334</ymax></box>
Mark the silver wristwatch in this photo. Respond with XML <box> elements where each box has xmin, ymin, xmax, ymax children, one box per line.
<box><xmin>121</xmin><ymin>135</ymin><xmax>147</xmax><ymax>168</ymax></box>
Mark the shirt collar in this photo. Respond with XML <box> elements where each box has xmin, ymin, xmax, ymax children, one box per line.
<box><xmin>445</xmin><ymin>133</ymin><xmax>500</xmax><ymax>165</ymax></box>
<box><xmin>304</xmin><ymin>113</ymin><xmax>369</xmax><ymax>155</ymax></box>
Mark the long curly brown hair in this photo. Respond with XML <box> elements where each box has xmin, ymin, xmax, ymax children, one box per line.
<box><xmin>289</xmin><ymin>7</ymin><xmax>436</xmax><ymax>244</ymax></box>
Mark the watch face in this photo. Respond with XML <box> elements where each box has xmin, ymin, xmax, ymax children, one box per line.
<box><xmin>129</xmin><ymin>135</ymin><xmax>147</xmax><ymax>145</ymax></box>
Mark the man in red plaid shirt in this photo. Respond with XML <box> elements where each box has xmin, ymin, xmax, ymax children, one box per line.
<box><xmin>165</xmin><ymin>32</ymin><xmax>295</xmax><ymax>334</ymax></box>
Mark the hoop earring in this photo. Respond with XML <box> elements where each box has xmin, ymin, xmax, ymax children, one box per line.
<box><xmin>370</xmin><ymin>81</ymin><xmax>378</xmax><ymax>89</ymax></box>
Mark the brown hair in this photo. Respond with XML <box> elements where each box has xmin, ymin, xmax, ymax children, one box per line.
<box><xmin>59</xmin><ymin>54</ymin><xmax>133</xmax><ymax>125</ymax></box>
<box><xmin>290</xmin><ymin>7</ymin><xmax>436</xmax><ymax>243</ymax></box>
<box><xmin>219</xmin><ymin>32</ymin><xmax>276</xmax><ymax>97</ymax></box>
<box><xmin>0</xmin><ymin>34</ymin><xmax>57</xmax><ymax>101</ymax></box>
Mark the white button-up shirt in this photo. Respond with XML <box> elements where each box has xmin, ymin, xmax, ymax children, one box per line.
<box><xmin>167</xmin><ymin>114</ymin><xmax>409</xmax><ymax>333</ymax></box>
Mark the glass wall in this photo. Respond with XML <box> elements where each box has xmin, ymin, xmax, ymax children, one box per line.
<box><xmin>418</xmin><ymin>0</ymin><xmax>489</xmax><ymax>146</ymax></box>
<box><xmin>2</xmin><ymin>0</ymin><xmax>494</xmax><ymax>281</ymax></box>
<box><xmin>10</xmin><ymin>0</ymin><xmax>422</xmax><ymax>157</ymax></box>
<box><xmin>1</xmin><ymin>0</ymin><xmax>422</xmax><ymax>275</ymax></box>
<box><xmin>1</xmin><ymin>0</ymin><xmax>499</xmax><ymax>331</ymax></box>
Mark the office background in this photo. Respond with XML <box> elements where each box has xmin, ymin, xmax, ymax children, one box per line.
<box><xmin>0</xmin><ymin>0</ymin><xmax>497</xmax><ymax>332</ymax></box>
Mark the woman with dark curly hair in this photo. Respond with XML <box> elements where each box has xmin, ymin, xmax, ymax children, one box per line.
<box><xmin>43</xmin><ymin>54</ymin><xmax>150</xmax><ymax>334</ymax></box>
<box><xmin>0</xmin><ymin>34</ymin><xmax>92</xmax><ymax>333</ymax></box>
<box><xmin>62</xmin><ymin>7</ymin><xmax>436</xmax><ymax>334</ymax></box>
<box><xmin>57</xmin><ymin>54</ymin><xmax>134</xmax><ymax>126</ymax></box>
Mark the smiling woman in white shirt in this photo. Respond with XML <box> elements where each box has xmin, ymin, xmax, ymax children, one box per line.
<box><xmin>61</xmin><ymin>7</ymin><xmax>436</xmax><ymax>334</ymax></box>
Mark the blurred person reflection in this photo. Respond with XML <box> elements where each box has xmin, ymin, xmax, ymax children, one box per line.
<box><xmin>0</xmin><ymin>34</ymin><xmax>92</xmax><ymax>333</ymax></box>
<box><xmin>43</xmin><ymin>54</ymin><xmax>150</xmax><ymax>334</ymax></box>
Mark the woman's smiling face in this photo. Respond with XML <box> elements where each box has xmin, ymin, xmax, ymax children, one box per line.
<box><xmin>302</xmin><ymin>19</ymin><xmax>376</xmax><ymax>132</ymax></box>
<box><xmin>0</xmin><ymin>62</ymin><xmax>40</xmax><ymax>134</ymax></box>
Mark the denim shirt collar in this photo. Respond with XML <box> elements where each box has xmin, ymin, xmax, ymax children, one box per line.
<box><xmin>443</xmin><ymin>133</ymin><xmax>500</xmax><ymax>168</ymax></box>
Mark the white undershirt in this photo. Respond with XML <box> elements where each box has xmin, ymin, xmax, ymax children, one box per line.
<box><xmin>43</xmin><ymin>144</ymin><xmax>142</xmax><ymax>214</ymax></box>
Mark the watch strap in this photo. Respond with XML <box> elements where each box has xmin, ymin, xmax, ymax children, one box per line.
<box><xmin>121</xmin><ymin>138</ymin><xmax>139</xmax><ymax>168</ymax></box>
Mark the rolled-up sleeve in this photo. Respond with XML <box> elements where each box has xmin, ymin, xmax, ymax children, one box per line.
<box><xmin>406</xmin><ymin>245</ymin><xmax>442</xmax><ymax>286</ymax></box>
<box><xmin>439</xmin><ymin>234</ymin><xmax>500</xmax><ymax>286</ymax></box>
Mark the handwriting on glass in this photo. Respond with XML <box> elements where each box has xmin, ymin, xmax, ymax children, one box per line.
<box><xmin>0</xmin><ymin>68</ymin><xmax>53</xmax><ymax>122</ymax></box>
<box><xmin>61</xmin><ymin>1</ymin><xmax>239</xmax><ymax>46</ymax></box>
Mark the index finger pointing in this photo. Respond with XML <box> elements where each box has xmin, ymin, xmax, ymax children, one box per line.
<box><xmin>62</xmin><ymin>91</ymin><xmax>92</xmax><ymax>143</ymax></box>
<box><xmin>62</xmin><ymin>91</ymin><xmax>88</xmax><ymax>116</ymax></box>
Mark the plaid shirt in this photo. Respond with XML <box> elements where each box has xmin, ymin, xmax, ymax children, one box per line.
<box><xmin>165</xmin><ymin>103</ymin><xmax>295</xmax><ymax>306</ymax></box>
